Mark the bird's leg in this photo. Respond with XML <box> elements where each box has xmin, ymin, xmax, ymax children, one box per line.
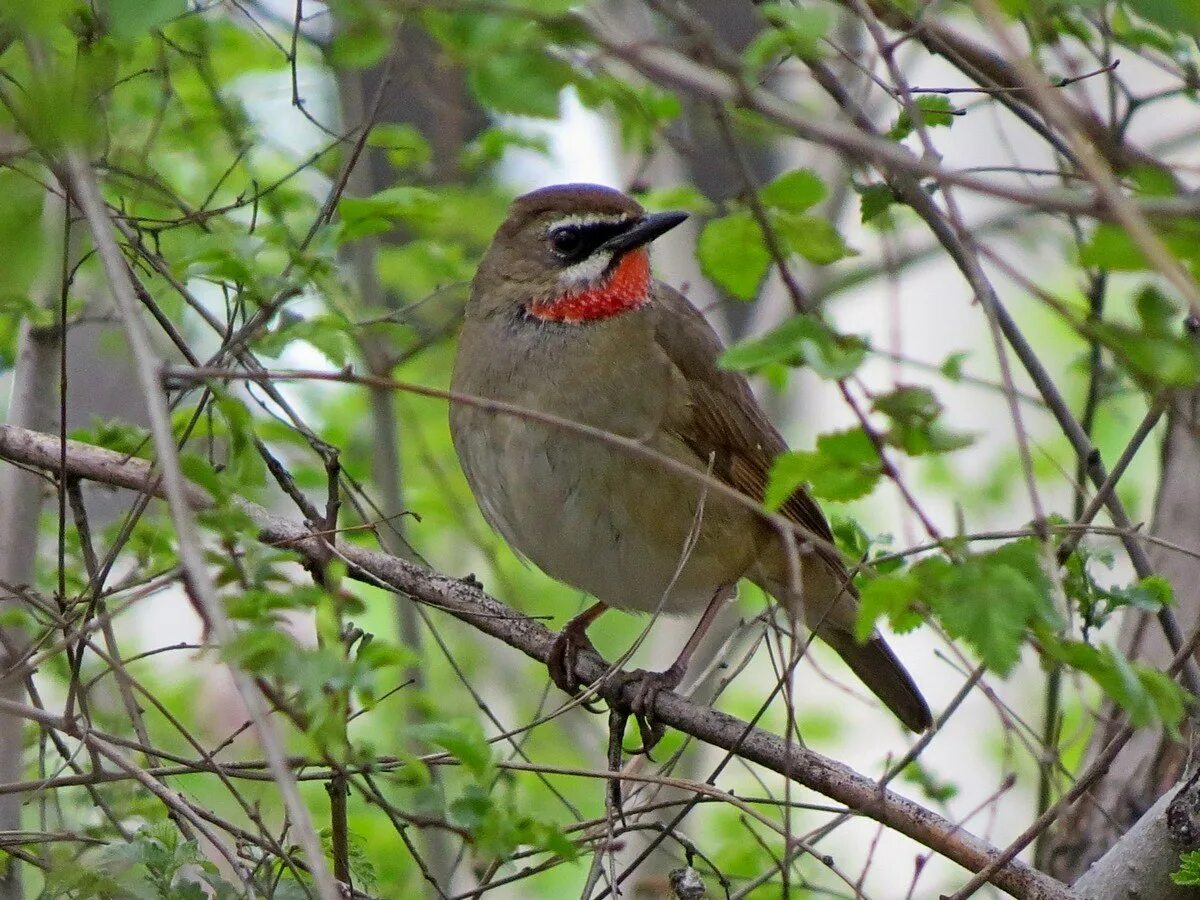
<box><xmin>613</xmin><ymin>587</ymin><xmax>730</xmax><ymax>753</ymax></box>
<box><xmin>547</xmin><ymin>601</ymin><xmax>609</xmax><ymax>701</ymax></box>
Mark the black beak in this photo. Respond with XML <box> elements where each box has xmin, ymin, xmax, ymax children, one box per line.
<box><xmin>598</xmin><ymin>210</ymin><xmax>688</xmax><ymax>256</ymax></box>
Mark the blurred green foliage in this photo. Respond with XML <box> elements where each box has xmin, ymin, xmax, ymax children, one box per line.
<box><xmin>0</xmin><ymin>0</ymin><xmax>1197</xmax><ymax>895</ymax></box>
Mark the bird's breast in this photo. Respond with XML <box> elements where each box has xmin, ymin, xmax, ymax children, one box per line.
<box><xmin>450</xmin><ymin>312</ymin><xmax>759</xmax><ymax>612</ymax></box>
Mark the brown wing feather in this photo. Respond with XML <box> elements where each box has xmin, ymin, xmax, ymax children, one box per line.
<box><xmin>650</xmin><ymin>283</ymin><xmax>932</xmax><ymax>733</ymax></box>
<box><xmin>650</xmin><ymin>282</ymin><xmax>835</xmax><ymax>550</ymax></box>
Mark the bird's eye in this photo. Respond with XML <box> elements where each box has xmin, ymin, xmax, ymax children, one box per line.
<box><xmin>549</xmin><ymin>227</ymin><xmax>584</xmax><ymax>257</ymax></box>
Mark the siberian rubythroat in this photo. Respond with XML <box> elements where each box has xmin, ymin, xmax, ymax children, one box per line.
<box><xmin>449</xmin><ymin>184</ymin><xmax>931</xmax><ymax>734</ymax></box>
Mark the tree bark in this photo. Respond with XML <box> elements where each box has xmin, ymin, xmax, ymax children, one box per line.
<box><xmin>1044</xmin><ymin>388</ymin><xmax>1200</xmax><ymax>887</ymax></box>
<box><xmin>0</xmin><ymin>186</ymin><xmax>72</xmax><ymax>897</ymax></box>
<box><xmin>1072</xmin><ymin>772</ymin><xmax>1200</xmax><ymax>900</ymax></box>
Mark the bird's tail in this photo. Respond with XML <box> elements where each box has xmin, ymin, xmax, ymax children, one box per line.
<box><xmin>751</xmin><ymin>559</ymin><xmax>932</xmax><ymax>733</ymax></box>
<box><xmin>824</xmin><ymin>632</ymin><xmax>932</xmax><ymax>732</ymax></box>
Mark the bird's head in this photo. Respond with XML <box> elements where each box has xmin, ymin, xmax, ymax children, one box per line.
<box><xmin>471</xmin><ymin>183</ymin><xmax>687</xmax><ymax>324</ymax></box>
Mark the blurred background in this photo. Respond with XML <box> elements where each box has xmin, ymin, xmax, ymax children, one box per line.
<box><xmin>1</xmin><ymin>0</ymin><xmax>1197</xmax><ymax>896</ymax></box>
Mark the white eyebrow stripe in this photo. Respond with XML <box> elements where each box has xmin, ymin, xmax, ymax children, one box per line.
<box><xmin>546</xmin><ymin>213</ymin><xmax>630</xmax><ymax>233</ymax></box>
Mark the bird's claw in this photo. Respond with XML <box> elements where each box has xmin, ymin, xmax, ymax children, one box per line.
<box><xmin>609</xmin><ymin>665</ymin><xmax>684</xmax><ymax>755</ymax></box>
<box><xmin>547</xmin><ymin>628</ymin><xmax>605</xmax><ymax>713</ymax></box>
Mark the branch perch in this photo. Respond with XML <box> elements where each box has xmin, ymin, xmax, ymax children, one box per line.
<box><xmin>0</xmin><ymin>423</ymin><xmax>1076</xmax><ymax>900</ymax></box>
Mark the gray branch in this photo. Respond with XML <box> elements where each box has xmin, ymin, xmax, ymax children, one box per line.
<box><xmin>0</xmin><ymin>422</ymin><xmax>1075</xmax><ymax>900</ymax></box>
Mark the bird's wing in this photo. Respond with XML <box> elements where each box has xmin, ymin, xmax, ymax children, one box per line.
<box><xmin>652</xmin><ymin>285</ymin><xmax>934</xmax><ymax>733</ymax></box>
<box><xmin>650</xmin><ymin>282</ymin><xmax>837</xmax><ymax>553</ymax></box>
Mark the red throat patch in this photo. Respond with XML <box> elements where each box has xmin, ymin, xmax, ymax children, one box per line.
<box><xmin>528</xmin><ymin>250</ymin><xmax>651</xmax><ymax>323</ymax></box>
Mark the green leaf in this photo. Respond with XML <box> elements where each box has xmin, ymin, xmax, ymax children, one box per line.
<box><xmin>855</xmin><ymin>572</ymin><xmax>922</xmax><ymax>641</ymax></box>
<box><xmin>766</xmin><ymin>429</ymin><xmax>882</xmax><ymax>504</ymax></box>
<box><xmin>107</xmin><ymin>0</ymin><xmax>185</xmax><ymax>39</ymax></box>
<box><xmin>1090</xmin><ymin>286</ymin><xmax>1200</xmax><ymax>387</ymax></box>
<box><xmin>338</xmin><ymin>187</ymin><xmax>440</xmax><ymax>241</ymax></box>
<box><xmin>719</xmin><ymin>314</ymin><xmax>868</xmax><ymax>378</ymax></box>
<box><xmin>1064</xmin><ymin>547</ymin><xmax>1176</xmax><ymax>634</ymax></box>
<box><xmin>760</xmin><ymin>169</ymin><xmax>827</xmax><ymax>213</ymax></box>
<box><xmin>212</xmin><ymin>392</ymin><xmax>262</xmax><ymax>486</ymax></box>
<box><xmin>1095</xmin><ymin>324</ymin><xmax>1200</xmax><ymax>387</ymax></box>
<box><xmin>1172</xmin><ymin>850</ymin><xmax>1200</xmax><ymax>886</ymax></box>
<box><xmin>634</xmin><ymin>185</ymin><xmax>715</xmax><ymax>215</ymax></box>
<box><xmin>756</xmin><ymin>2</ymin><xmax>832</xmax><ymax>60</ymax></box>
<box><xmin>468</xmin><ymin>52</ymin><xmax>572</xmax><ymax>117</ymax></box>
<box><xmin>0</xmin><ymin>171</ymin><xmax>45</xmax><ymax>304</ymax></box>
<box><xmin>888</xmin><ymin>96</ymin><xmax>959</xmax><ymax>140</ymax></box>
<box><xmin>771</xmin><ymin>210</ymin><xmax>854</xmax><ymax>265</ymax></box>
<box><xmin>939</xmin><ymin>351</ymin><xmax>969</xmax><ymax>381</ymax></box>
<box><xmin>1050</xmin><ymin>639</ymin><xmax>1188</xmax><ymax>731</ymax></box>
<box><xmin>413</xmin><ymin>720</ymin><xmax>493</xmax><ymax>776</ymax></box>
<box><xmin>256</xmin><ymin>312</ymin><xmax>356</xmax><ymax>367</ymax></box>
<box><xmin>873</xmin><ymin>385</ymin><xmax>973</xmax><ymax>455</ymax></box>
<box><xmin>178</xmin><ymin>454</ymin><xmax>227</xmax><ymax>502</ymax></box>
<box><xmin>328</xmin><ymin>4</ymin><xmax>394</xmax><ymax>68</ymax></box>
<box><xmin>367</xmin><ymin>124</ymin><xmax>432</xmax><ymax>170</ymax></box>
<box><xmin>859</xmin><ymin>183</ymin><xmax>896</xmax><ymax>224</ymax></box>
<box><xmin>697</xmin><ymin>211</ymin><xmax>771</xmax><ymax>299</ymax></box>
<box><xmin>1126</xmin><ymin>0</ymin><xmax>1200</xmax><ymax>35</ymax></box>
<box><xmin>460</xmin><ymin>128</ymin><xmax>550</xmax><ymax>172</ymax></box>
<box><xmin>1080</xmin><ymin>221</ymin><xmax>1200</xmax><ymax>272</ymax></box>
<box><xmin>900</xmin><ymin>760</ymin><xmax>959</xmax><ymax>803</ymax></box>
<box><xmin>1079</xmin><ymin>223</ymin><xmax>1150</xmax><ymax>270</ymax></box>
<box><xmin>915</xmin><ymin>539</ymin><xmax>1057</xmax><ymax>675</ymax></box>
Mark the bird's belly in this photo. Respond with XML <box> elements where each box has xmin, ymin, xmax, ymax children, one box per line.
<box><xmin>468</xmin><ymin>424</ymin><xmax>756</xmax><ymax>614</ymax></box>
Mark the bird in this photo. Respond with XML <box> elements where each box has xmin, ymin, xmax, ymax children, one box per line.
<box><xmin>449</xmin><ymin>183</ymin><xmax>932</xmax><ymax>737</ymax></box>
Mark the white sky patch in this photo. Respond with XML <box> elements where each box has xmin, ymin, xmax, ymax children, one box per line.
<box><xmin>497</xmin><ymin>87</ymin><xmax>621</xmax><ymax>189</ymax></box>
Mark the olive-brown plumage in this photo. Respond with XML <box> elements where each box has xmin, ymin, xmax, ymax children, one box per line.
<box><xmin>450</xmin><ymin>184</ymin><xmax>931</xmax><ymax>733</ymax></box>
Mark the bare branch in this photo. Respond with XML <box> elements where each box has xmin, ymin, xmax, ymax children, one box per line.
<box><xmin>0</xmin><ymin>422</ymin><xmax>1077</xmax><ymax>900</ymax></box>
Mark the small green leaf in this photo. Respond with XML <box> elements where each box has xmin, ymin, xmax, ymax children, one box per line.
<box><xmin>888</xmin><ymin>96</ymin><xmax>959</xmax><ymax>140</ymax></box>
<box><xmin>1127</xmin><ymin>0</ymin><xmax>1200</xmax><ymax>36</ymax></box>
<box><xmin>460</xmin><ymin>128</ymin><xmax>550</xmax><ymax>172</ymax></box>
<box><xmin>756</xmin><ymin>2</ymin><xmax>832</xmax><ymax>60</ymax></box>
<box><xmin>760</xmin><ymin>169</ymin><xmax>827</xmax><ymax>213</ymax></box>
<box><xmin>338</xmin><ymin>187</ymin><xmax>440</xmax><ymax>241</ymax></box>
<box><xmin>107</xmin><ymin>0</ymin><xmax>185</xmax><ymax>39</ymax></box>
<box><xmin>1050</xmin><ymin>639</ymin><xmax>1188</xmax><ymax>731</ymax></box>
<box><xmin>900</xmin><ymin>760</ymin><xmax>959</xmax><ymax>803</ymax></box>
<box><xmin>1172</xmin><ymin>850</ymin><xmax>1200</xmax><ymax>886</ymax></box>
<box><xmin>873</xmin><ymin>385</ymin><xmax>973</xmax><ymax>455</ymax></box>
<box><xmin>1081</xmin><ymin>221</ymin><xmax>1200</xmax><ymax>271</ymax></box>
<box><xmin>1129</xmin><ymin>164</ymin><xmax>1177</xmax><ymax>197</ymax></box>
<box><xmin>771</xmin><ymin>210</ymin><xmax>854</xmax><ymax>265</ymax></box>
<box><xmin>855</xmin><ymin>572</ymin><xmax>922</xmax><ymax>642</ymax></box>
<box><xmin>859</xmin><ymin>183</ymin><xmax>896</xmax><ymax>224</ymax></box>
<box><xmin>1079</xmin><ymin>223</ymin><xmax>1149</xmax><ymax>270</ymax></box>
<box><xmin>468</xmin><ymin>52</ymin><xmax>573</xmax><ymax>117</ymax></box>
<box><xmin>719</xmin><ymin>314</ymin><xmax>868</xmax><ymax>378</ymax></box>
<box><xmin>367</xmin><ymin>124</ymin><xmax>432</xmax><ymax>170</ymax></box>
<box><xmin>697</xmin><ymin>212</ymin><xmax>771</xmax><ymax>300</ymax></box>
<box><xmin>914</xmin><ymin>539</ymin><xmax>1057</xmax><ymax>676</ymax></box>
<box><xmin>939</xmin><ymin>351</ymin><xmax>969</xmax><ymax>381</ymax></box>
<box><xmin>766</xmin><ymin>429</ymin><xmax>882</xmax><ymax>504</ymax></box>
<box><xmin>413</xmin><ymin>720</ymin><xmax>493</xmax><ymax>776</ymax></box>
<box><xmin>635</xmin><ymin>185</ymin><xmax>715</xmax><ymax>215</ymax></box>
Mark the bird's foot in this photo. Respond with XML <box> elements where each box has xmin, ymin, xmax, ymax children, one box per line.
<box><xmin>608</xmin><ymin>663</ymin><xmax>685</xmax><ymax>755</ymax></box>
<box><xmin>547</xmin><ymin>626</ymin><xmax>605</xmax><ymax>713</ymax></box>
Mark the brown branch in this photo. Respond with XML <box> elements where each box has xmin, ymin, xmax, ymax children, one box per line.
<box><xmin>834</xmin><ymin>0</ymin><xmax>1169</xmax><ymax>178</ymax></box>
<box><xmin>56</xmin><ymin>150</ymin><xmax>340</xmax><ymax>900</ymax></box>
<box><xmin>0</xmin><ymin>423</ymin><xmax>1077</xmax><ymax>900</ymax></box>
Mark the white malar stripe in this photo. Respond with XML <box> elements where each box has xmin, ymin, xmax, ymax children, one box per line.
<box><xmin>559</xmin><ymin>250</ymin><xmax>613</xmax><ymax>288</ymax></box>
